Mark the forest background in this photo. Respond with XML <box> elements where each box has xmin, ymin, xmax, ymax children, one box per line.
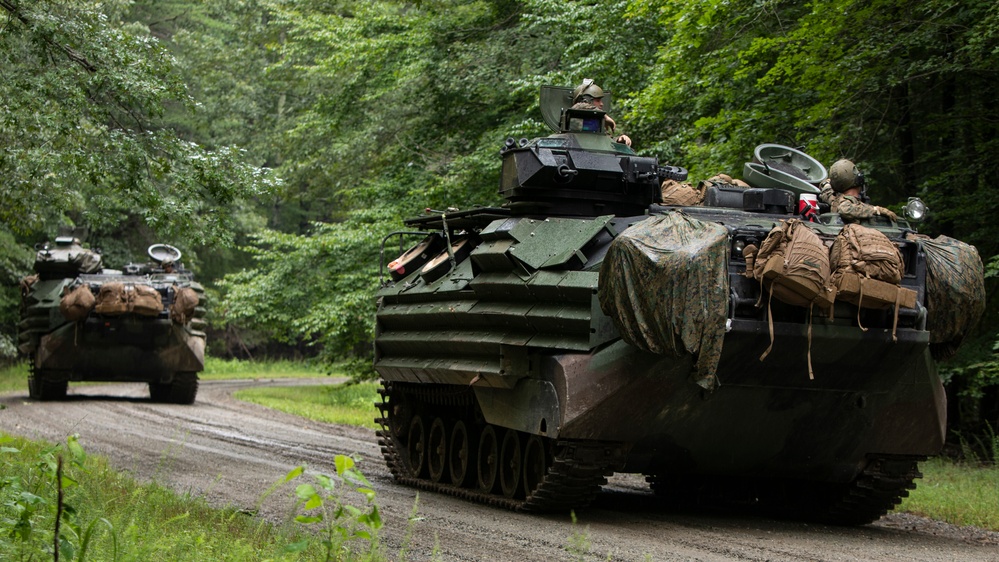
<box><xmin>1</xmin><ymin>0</ymin><xmax>997</xmax><ymax>437</ymax></box>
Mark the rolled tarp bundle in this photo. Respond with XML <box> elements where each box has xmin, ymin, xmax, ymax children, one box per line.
<box><xmin>598</xmin><ymin>211</ymin><xmax>730</xmax><ymax>390</ymax></box>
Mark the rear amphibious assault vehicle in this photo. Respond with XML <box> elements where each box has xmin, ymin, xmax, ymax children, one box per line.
<box><xmin>18</xmin><ymin>238</ymin><xmax>207</xmax><ymax>403</ymax></box>
<box><xmin>373</xmin><ymin>87</ymin><xmax>985</xmax><ymax>523</ymax></box>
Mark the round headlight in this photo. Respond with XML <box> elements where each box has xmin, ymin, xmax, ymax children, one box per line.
<box><xmin>733</xmin><ymin>239</ymin><xmax>746</xmax><ymax>256</ymax></box>
<box><xmin>904</xmin><ymin>197</ymin><xmax>927</xmax><ymax>222</ymax></box>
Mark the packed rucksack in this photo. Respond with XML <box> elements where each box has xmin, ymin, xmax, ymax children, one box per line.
<box><xmin>170</xmin><ymin>286</ymin><xmax>200</xmax><ymax>325</ymax></box>
<box><xmin>744</xmin><ymin>219</ymin><xmax>832</xmax><ymax>378</ymax></box>
<box><xmin>94</xmin><ymin>282</ymin><xmax>129</xmax><ymax>315</ymax></box>
<box><xmin>749</xmin><ymin>219</ymin><xmax>832</xmax><ymax>310</ymax></box>
<box><xmin>59</xmin><ymin>284</ymin><xmax>95</xmax><ymax>322</ymax></box>
<box><xmin>131</xmin><ymin>284</ymin><xmax>164</xmax><ymax>317</ymax></box>
<box><xmin>830</xmin><ymin>223</ymin><xmax>904</xmax><ymax>288</ymax></box>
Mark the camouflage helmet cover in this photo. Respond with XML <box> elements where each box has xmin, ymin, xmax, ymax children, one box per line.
<box><xmin>829</xmin><ymin>159</ymin><xmax>862</xmax><ymax>192</ymax></box>
<box><xmin>572</xmin><ymin>78</ymin><xmax>604</xmax><ymax>104</ymax></box>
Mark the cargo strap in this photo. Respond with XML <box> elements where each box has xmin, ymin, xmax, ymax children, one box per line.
<box><xmin>891</xmin><ymin>290</ymin><xmax>901</xmax><ymax>343</ymax></box>
<box><xmin>759</xmin><ymin>289</ymin><xmax>815</xmax><ymax>380</ymax></box>
<box><xmin>806</xmin><ymin>305</ymin><xmax>815</xmax><ymax>380</ymax></box>
<box><xmin>855</xmin><ymin>277</ymin><xmax>869</xmax><ymax>333</ymax></box>
<box><xmin>760</xmin><ymin>289</ymin><xmax>775</xmax><ymax>362</ymax></box>
<box><xmin>853</xmin><ymin>274</ymin><xmax>901</xmax><ymax>342</ymax></box>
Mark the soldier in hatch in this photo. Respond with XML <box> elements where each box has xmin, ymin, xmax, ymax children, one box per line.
<box><xmin>818</xmin><ymin>159</ymin><xmax>898</xmax><ymax>222</ymax></box>
<box><xmin>571</xmin><ymin>79</ymin><xmax>632</xmax><ymax>147</ymax></box>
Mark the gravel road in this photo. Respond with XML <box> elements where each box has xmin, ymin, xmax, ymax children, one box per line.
<box><xmin>1</xmin><ymin>379</ymin><xmax>997</xmax><ymax>561</ymax></box>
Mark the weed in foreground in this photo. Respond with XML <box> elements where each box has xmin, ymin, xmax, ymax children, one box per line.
<box><xmin>277</xmin><ymin>455</ymin><xmax>384</xmax><ymax>561</ymax></box>
<box><xmin>0</xmin><ymin>434</ymin><xmax>116</xmax><ymax>561</ymax></box>
<box><xmin>565</xmin><ymin>510</ymin><xmax>592</xmax><ymax>561</ymax></box>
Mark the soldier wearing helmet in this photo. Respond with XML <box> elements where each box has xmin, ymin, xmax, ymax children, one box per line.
<box><xmin>818</xmin><ymin>159</ymin><xmax>897</xmax><ymax>222</ymax></box>
<box><xmin>570</xmin><ymin>79</ymin><xmax>632</xmax><ymax>147</ymax></box>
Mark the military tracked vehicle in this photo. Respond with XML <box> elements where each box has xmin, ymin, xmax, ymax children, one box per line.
<box><xmin>373</xmin><ymin>87</ymin><xmax>983</xmax><ymax>524</ymax></box>
<box><xmin>18</xmin><ymin>238</ymin><xmax>207</xmax><ymax>403</ymax></box>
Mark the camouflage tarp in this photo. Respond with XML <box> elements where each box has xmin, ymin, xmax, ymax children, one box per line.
<box><xmin>909</xmin><ymin>234</ymin><xmax>986</xmax><ymax>358</ymax></box>
<box><xmin>598</xmin><ymin>211</ymin><xmax>730</xmax><ymax>390</ymax></box>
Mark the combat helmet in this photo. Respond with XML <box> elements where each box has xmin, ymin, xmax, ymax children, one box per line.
<box><xmin>829</xmin><ymin>159</ymin><xmax>864</xmax><ymax>192</ymax></box>
<box><xmin>572</xmin><ymin>78</ymin><xmax>604</xmax><ymax>104</ymax></box>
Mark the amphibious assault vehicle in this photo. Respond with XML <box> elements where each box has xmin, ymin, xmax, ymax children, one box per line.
<box><xmin>18</xmin><ymin>238</ymin><xmax>207</xmax><ymax>403</ymax></box>
<box><xmin>373</xmin><ymin>87</ymin><xmax>983</xmax><ymax>523</ymax></box>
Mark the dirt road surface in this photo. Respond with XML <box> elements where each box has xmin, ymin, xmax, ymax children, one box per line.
<box><xmin>1</xmin><ymin>379</ymin><xmax>997</xmax><ymax>561</ymax></box>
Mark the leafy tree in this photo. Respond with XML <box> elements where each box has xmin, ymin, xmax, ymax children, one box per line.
<box><xmin>0</xmin><ymin>231</ymin><xmax>32</xmax><ymax>363</ymax></box>
<box><xmin>0</xmin><ymin>0</ymin><xmax>276</xmax><ymax>244</ymax></box>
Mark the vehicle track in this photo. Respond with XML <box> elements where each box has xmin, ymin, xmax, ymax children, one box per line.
<box><xmin>1</xmin><ymin>380</ymin><xmax>996</xmax><ymax>561</ymax></box>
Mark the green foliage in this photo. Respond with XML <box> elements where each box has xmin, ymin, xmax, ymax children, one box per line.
<box><xmin>565</xmin><ymin>511</ymin><xmax>593</xmax><ymax>561</ymax></box>
<box><xmin>0</xmin><ymin>432</ymin><xmax>402</xmax><ymax>560</ymax></box>
<box><xmin>0</xmin><ymin>362</ymin><xmax>28</xmax><ymax>395</ymax></box>
<box><xmin>278</xmin><ymin>455</ymin><xmax>384</xmax><ymax>559</ymax></box>
<box><xmin>0</xmin><ymin>0</ymin><xmax>276</xmax><ymax>245</ymax></box>
<box><xmin>0</xmin><ymin>231</ymin><xmax>32</xmax><ymax>364</ymax></box>
<box><xmin>216</xmin><ymin>215</ymin><xmax>391</xmax><ymax>365</ymax></box>
<box><xmin>0</xmin><ymin>434</ymin><xmax>111</xmax><ymax>561</ymax></box>
<box><xmin>201</xmin><ymin>356</ymin><xmax>328</xmax><ymax>379</ymax></box>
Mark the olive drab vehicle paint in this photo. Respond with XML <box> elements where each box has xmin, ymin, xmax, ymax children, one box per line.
<box><xmin>19</xmin><ymin>239</ymin><xmax>208</xmax><ymax>403</ymax></box>
<box><xmin>372</xmin><ymin>86</ymin><xmax>983</xmax><ymax>524</ymax></box>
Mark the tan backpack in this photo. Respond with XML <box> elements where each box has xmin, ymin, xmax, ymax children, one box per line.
<box><xmin>94</xmin><ymin>283</ymin><xmax>129</xmax><ymax>315</ymax></box>
<box><xmin>746</xmin><ymin>219</ymin><xmax>832</xmax><ymax>379</ymax></box>
<box><xmin>660</xmin><ymin>179</ymin><xmax>703</xmax><ymax>206</ymax></box>
<box><xmin>830</xmin><ymin>224</ymin><xmax>914</xmax><ymax>341</ymax></box>
<box><xmin>59</xmin><ymin>284</ymin><xmax>96</xmax><ymax>322</ymax></box>
<box><xmin>750</xmin><ymin>219</ymin><xmax>832</xmax><ymax>309</ymax></box>
<box><xmin>131</xmin><ymin>284</ymin><xmax>164</xmax><ymax>317</ymax></box>
<box><xmin>170</xmin><ymin>286</ymin><xmax>200</xmax><ymax>325</ymax></box>
<box><xmin>830</xmin><ymin>224</ymin><xmax>903</xmax><ymax>286</ymax></box>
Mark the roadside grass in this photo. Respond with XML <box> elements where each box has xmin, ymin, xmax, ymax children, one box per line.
<box><xmin>201</xmin><ymin>357</ymin><xmax>330</xmax><ymax>380</ymax></box>
<box><xmin>900</xmin><ymin>456</ymin><xmax>999</xmax><ymax>530</ymax></box>
<box><xmin>0</xmin><ymin>362</ymin><xmax>28</xmax><ymax>395</ymax></box>
<box><xmin>0</xmin><ymin>434</ymin><xmax>369</xmax><ymax>561</ymax></box>
<box><xmin>234</xmin><ymin>382</ymin><xmax>381</xmax><ymax>430</ymax></box>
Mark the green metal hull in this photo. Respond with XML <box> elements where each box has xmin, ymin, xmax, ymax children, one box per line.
<box><xmin>19</xmin><ymin>249</ymin><xmax>207</xmax><ymax>403</ymax></box>
<box><xmin>375</xmin><ymin>209</ymin><xmax>943</xmax><ymax>521</ymax></box>
<box><xmin>373</xmin><ymin>125</ymin><xmax>954</xmax><ymax>522</ymax></box>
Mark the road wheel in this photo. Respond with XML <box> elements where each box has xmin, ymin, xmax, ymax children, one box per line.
<box><xmin>476</xmin><ymin>426</ymin><xmax>498</xmax><ymax>493</ymax></box>
<box><xmin>427</xmin><ymin>417</ymin><xmax>448</xmax><ymax>483</ymax></box>
<box><xmin>448</xmin><ymin>420</ymin><xmax>474</xmax><ymax>487</ymax></box>
<box><xmin>522</xmin><ymin>435</ymin><xmax>550</xmax><ymax>500</ymax></box>
<box><xmin>406</xmin><ymin>415</ymin><xmax>427</xmax><ymax>478</ymax></box>
<box><xmin>499</xmin><ymin>429</ymin><xmax>522</xmax><ymax>498</ymax></box>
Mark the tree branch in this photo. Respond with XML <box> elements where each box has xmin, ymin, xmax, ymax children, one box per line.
<box><xmin>0</xmin><ymin>0</ymin><xmax>98</xmax><ymax>73</ymax></box>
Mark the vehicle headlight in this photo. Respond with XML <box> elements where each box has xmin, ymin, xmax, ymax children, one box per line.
<box><xmin>732</xmin><ymin>239</ymin><xmax>746</xmax><ymax>257</ymax></box>
<box><xmin>904</xmin><ymin>197</ymin><xmax>927</xmax><ymax>222</ymax></box>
